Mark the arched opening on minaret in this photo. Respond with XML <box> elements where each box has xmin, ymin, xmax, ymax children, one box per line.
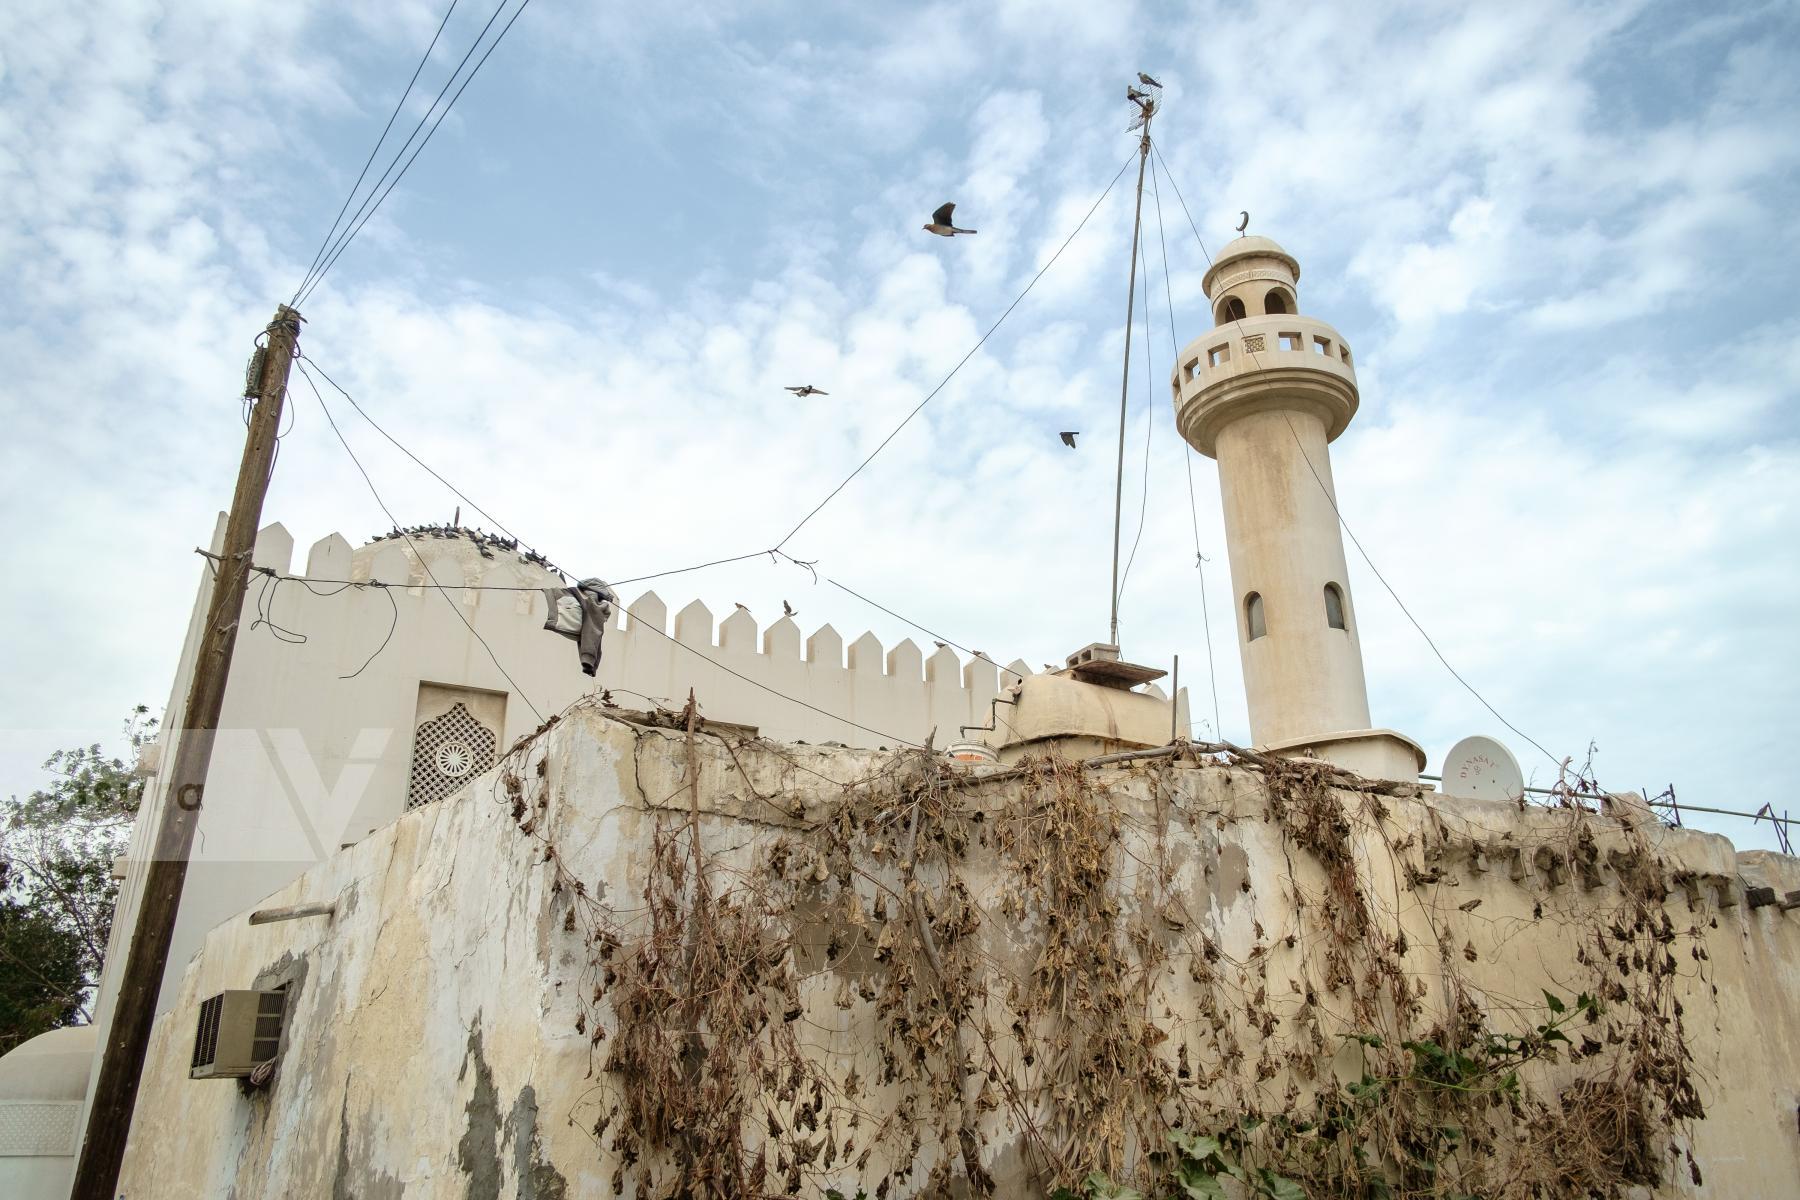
<box><xmin>1214</xmin><ymin>295</ymin><xmax>1247</xmax><ymax>326</ymax></box>
<box><xmin>1245</xmin><ymin>592</ymin><xmax>1267</xmax><ymax>641</ymax></box>
<box><xmin>1324</xmin><ymin>582</ymin><xmax>1347</xmax><ymax>630</ymax></box>
<box><xmin>1263</xmin><ymin>287</ymin><xmax>1293</xmax><ymax>315</ymax></box>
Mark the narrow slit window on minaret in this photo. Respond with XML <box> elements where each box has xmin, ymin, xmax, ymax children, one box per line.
<box><xmin>1324</xmin><ymin>583</ymin><xmax>1347</xmax><ymax>630</ymax></box>
<box><xmin>1245</xmin><ymin>592</ymin><xmax>1267</xmax><ymax>640</ymax></box>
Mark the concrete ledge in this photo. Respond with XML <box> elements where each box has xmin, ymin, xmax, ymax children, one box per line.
<box><xmin>1260</xmin><ymin>727</ymin><xmax>1426</xmax><ymax>784</ymax></box>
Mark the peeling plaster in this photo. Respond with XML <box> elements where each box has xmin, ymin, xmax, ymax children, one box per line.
<box><xmin>505</xmin><ymin>1085</ymin><xmax>569</xmax><ymax>1200</ymax></box>
<box><xmin>457</xmin><ymin>1019</ymin><xmax>502</xmax><ymax>1200</ymax></box>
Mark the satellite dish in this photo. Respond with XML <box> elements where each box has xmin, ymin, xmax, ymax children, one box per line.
<box><xmin>1439</xmin><ymin>735</ymin><xmax>1524</xmax><ymax>803</ymax></box>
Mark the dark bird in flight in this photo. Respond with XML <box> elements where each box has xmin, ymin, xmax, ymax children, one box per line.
<box><xmin>786</xmin><ymin>385</ymin><xmax>828</xmax><ymax>397</ymax></box>
<box><xmin>1059</xmin><ymin>431</ymin><xmax>1079</xmax><ymax>448</ymax></box>
<box><xmin>782</xmin><ymin>600</ymin><xmax>796</xmax><ymax>618</ymax></box>
<box><xmin>1236</xmin><ymin>210</ymin><xmax>1250</xmax><ymax>233</ymax></box>
<box><xmin>924</xmin><ymin>202</ymin><xmax>977</xmax><ymax>237</ymax></box>
<box><xmin>1138</xmin><ymin>71</ymin><xmax>1163</xmax><ymax>89</ymax></box>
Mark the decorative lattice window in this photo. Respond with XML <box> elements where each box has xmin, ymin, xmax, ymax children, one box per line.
<box><xmin>1242</xmin><ymin>333</ymin><xmax>1266</xmax><ymax>353</ymax></box>
<box><xmin>406</xmin><ymin>702</ymin><xmax>497</xmax><ymax>809</ymax></box>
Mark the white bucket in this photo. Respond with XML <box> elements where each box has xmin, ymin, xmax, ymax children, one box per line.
<box><xmin>945</xmin><ymin>742</ymin><xmax>998</xmax><ymax>764</ymax></box>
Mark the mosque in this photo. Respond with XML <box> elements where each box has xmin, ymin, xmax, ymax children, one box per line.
<box><xmin>3</xmin><ymin>237</ymin><xmax>1794</xmax><ymax>1198</ymax></box>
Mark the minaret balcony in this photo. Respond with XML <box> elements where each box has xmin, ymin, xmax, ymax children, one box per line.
<box><xmin>1171</xmin><ymin>314</ymin><xmax>1360</xmax><ymax>456</ymax></box>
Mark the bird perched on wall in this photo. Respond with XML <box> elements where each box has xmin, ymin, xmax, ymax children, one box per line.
<box><xmin>923</xmin><ymin>202</ymin><xmax>976</xmax><ymax>237</ymax></box>
<box><xmin>785</xmin><ymin>384</ymin><xmax>828</xmax><ymax>397</ymax></box>
<box><xmin>1138</xmin><ymin>71</ymin><xmax>1163</xmax><ymax>89</ymax></box>
<box><xmin>934</xmin><ymin>641</ymin><xmax>948</xmax><ymax>650</ymax></box>
<box><xmin>1060</xmin><ymin>431</ymin><xmax>1079</xmax><ymax>448</ymax></box>
<box><xmin>734</xmin><ymin>602</ymin><xmax>750</xmax><ymax>613</ymax></box>
<box><xmin>782</xmin><ymin>600</ymin><xmax>797</xmax><ymax>618</ymax></box>
<box><xmin>1236</xmin><ymin>210</ymin><xmax>1250</xmax><ymax>233</ymax></box>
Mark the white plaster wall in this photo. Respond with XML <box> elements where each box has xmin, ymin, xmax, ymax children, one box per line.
<box><xmin>75</xmin><ymin>517</ymin><xmax>1182</xmax><ymax>1191</ymax></box>
<box><xmin>115</xmin><ymin>712</ymin><xmax>1800</xmax><ymax>1198</ymax></box>
<box><xmin>86</xmin><ymin>516</ymin><xmax>1193</xmax><ymax>1158</ymax></box>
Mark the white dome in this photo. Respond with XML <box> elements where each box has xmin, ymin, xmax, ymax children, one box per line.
<box><xmin>0</xmin><ymin>1025</ymin><xmax>96</xmax><ymax>1103</ymax></box>
<box><xmin>349</xmin><ymin>527</ymin><xmax>566</xmax><ymax>591</ymax></box>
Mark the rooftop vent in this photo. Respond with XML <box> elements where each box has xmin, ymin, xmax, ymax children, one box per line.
<box><xmin>190</xmin><ymin>990</ymin><xmax>287</xmax><ymax>1080</ymax></box>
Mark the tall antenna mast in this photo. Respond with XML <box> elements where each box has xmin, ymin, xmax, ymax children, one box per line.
<box><xmin>1109</xmin><ymin>75</ymin><xmax>1159</xmax><ymax>648</ymax></box>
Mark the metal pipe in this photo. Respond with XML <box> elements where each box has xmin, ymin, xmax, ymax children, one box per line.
<box><xmin>248</xmin><ymin>901</ymin><xmax>338</xmax><ymax>925</ymax></box>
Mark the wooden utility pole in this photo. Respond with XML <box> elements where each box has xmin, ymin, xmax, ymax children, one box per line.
<box><xmin>70</xmin><ymin>304</ymin><xmax>303</xmax><ymax>1199</ymax></box>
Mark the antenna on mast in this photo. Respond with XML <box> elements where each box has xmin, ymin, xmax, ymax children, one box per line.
<box><xmin>1057</xmin><ymin>75</ymin><xmax>1169</xmax><ymax>698</ymax></box>
<box><xmin>1108</xmin><ymin>74</ymin><xmax>1159</xmax><ymax>650</ymax></box>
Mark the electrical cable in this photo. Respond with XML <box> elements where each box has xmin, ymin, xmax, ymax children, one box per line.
<box><xmin>295</xmin><ymin>0</ymin><xmax>534</xmax><ymax>306</ymax></box>
<box><xmin>301</xmin><ymin>355</ymin><xmax>793</xmax><ymax>590</ymax></box>
<box><xmin>292</xmin><ymin>0</ymin><xmax>464</xmax><ymax>302</ymax></box>
<box><xmin>1151</xmin><ymin>139</ymin><xmax>1558</xmax><ymax>767</ymax></box>
<box><xmin>772</xmin><ymin>150</ymin><xmax>1139</xmax><ymax>552</ymax></box>
<box><xmin>297</xmin><ymin>354</ymin><xmax>559</xmax><ymax>567</ymax></box>
<box><xmin>1148</xmin><ymin>153</ymin><xmax>1223</xmax><ymax>739</ymax></box>
<box><xmin>1276</xmin><ymin>410</ymin><xmax>1560</xmax><ymax>769</ymax></box>
<box><xmin>297</xmin><ymin>359</ymin><xmax>547</xmax><ymax>720</ymax></box>
<box><xmin>607</xmin><ymin>596</ymin><xmax>922</xmax><ymax>749</ymax></box>
<box><xmin>820</xmin><ymin>577</ymin><xmax>1018</xmax><ymax>680</ymax></box>
<box><xmin>1115</xmin><ymin>223</ymin><xmax>1157</xmax><ymax>610</ymax></box>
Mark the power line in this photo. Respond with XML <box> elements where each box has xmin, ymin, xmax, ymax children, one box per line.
<box><xmin>294</xmin><ymin>0</ymin><xmax>534</xmax><ymax>306</ymax></box>
<box><xmin>820</xmin><ymin>576</ymin><xmax>1021</xmax><ymax>682</ymax></box>
<box><xmin>300</xmin><ymin>355</ymin><xmax>808</xmax><ymax>591</ymax></box>
<box><xmin>292</xmin><ymin>0</ymin><xmax>464</xmax><ymax>301</ymax></box>
<box><xmin>297</xmin><ymin>354</ymin><xmax>560</xmax><ymax>567</ymax></box>
<box><xmin>1276</xmin><ymin>411</ymin><xmax>1560</xmax><ymax>768</ymax></box>
<box><xmin>234</xmin><ymin>553</ymin><xmax>924</xmax><ymax>749</ymax></box>
<box><xmin>608</xmin><ymin>595</ymin><xmax>923</xmax><ymax>749</ymax></box>
<box><xmin>1147</xmin><ymin>153</ymin><xmax>1222</xmax><ymax>740</ymax></box>
<box><xmin>1114</xmin><ymin>217</ymin><xmax>1157</xmax><ymax>613</ymax></box>
<box><xmin>296</xmin><ymin>359</ymin><xmax>546</xmax><ymax>720</ymax></box>
<box><xmin>772</xmin><ymin>149</ymin><xmax>1139</xmax><ymax>553</ymax></box>
<box><xmin>1150</xmin><ymin>139</ymin><xmax>1558</xmax><ymax>768</ymax></box>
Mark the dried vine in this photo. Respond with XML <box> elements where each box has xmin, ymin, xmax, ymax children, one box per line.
<box><xmin>484</xmin><ymin>707</ymin><xmax>1707</xmax><ymax>1199</ymax></box>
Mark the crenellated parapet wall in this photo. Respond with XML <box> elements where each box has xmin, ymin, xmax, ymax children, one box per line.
<box><xmin>94</xmin><ymin>518</ymin><xmax>1178</xmax><ymax>1034</ymax></box>
<box><xmin>305</xmin><ymin>523</ymin><xmax>1078</xmax><ymax>748</ymax></box>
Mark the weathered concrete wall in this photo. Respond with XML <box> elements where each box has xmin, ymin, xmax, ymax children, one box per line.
<box><xmin>116</xmin><ymin>709</ymin><xmax>1800</xmax><ymax>1197</ymax></box>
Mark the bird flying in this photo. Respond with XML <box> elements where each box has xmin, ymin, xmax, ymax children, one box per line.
<box><xmin>1138</xmin><ymin>71</ymin><xmax>1163</xmax><ymax>89</ymax></box>
<box><xmin>782</xmin><ymin>600</ymin><xmax>796</xmax><ymax>618</ymax></box>
<box><xmin>1059</xmin><ymin>431</ymin><xmax>1079</xmax><ymax>448</ymax></box>
<box><xmin>924</xmin><ymin>202</ymin><xmax>976</xmax><ymax>237</ymax></box>
<box><xmin>1236</xmin><ymin>210</ymin><xmax>1250</xmax><ymax>233</ymax></box>
<box><xmin>785</xmin><ymin>384</ymin><xmax>828</xmax><ymax>397</ymax></box>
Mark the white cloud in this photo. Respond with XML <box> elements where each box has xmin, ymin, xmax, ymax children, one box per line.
<box><xmin>2</xmin><ymin>0</ymin><xmax>1797</xmax><ymax>857</ymax></box>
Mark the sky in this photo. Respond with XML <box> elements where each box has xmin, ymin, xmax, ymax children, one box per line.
<box><xmin>2</xmin><ymin>0</ymin><xmax>1797</xmax><ymax>850</ymax></box>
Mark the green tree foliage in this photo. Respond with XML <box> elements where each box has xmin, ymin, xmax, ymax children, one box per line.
<box><xmin>0</xmin><ymin>707</ymin><xmax>154</xmax><ymax>1053</ymax></box>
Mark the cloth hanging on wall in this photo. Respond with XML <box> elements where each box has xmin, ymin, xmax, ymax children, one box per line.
<box><xmin>541</xmin><ymin>578</ymin><xmax>617</xmax><ymax>676</ymax></box>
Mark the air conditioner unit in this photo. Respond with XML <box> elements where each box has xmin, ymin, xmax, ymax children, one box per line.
<box><xmin>190</xmin><ymin>990</ymin><xmax>287</xmax><ymax>1080</ymax></box>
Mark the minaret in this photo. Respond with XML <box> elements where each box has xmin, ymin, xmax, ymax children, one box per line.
<box><xmin>1171</xmin><ymin>236</ymin><xmax>1423</xmax><ymax>782</ymax></box>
